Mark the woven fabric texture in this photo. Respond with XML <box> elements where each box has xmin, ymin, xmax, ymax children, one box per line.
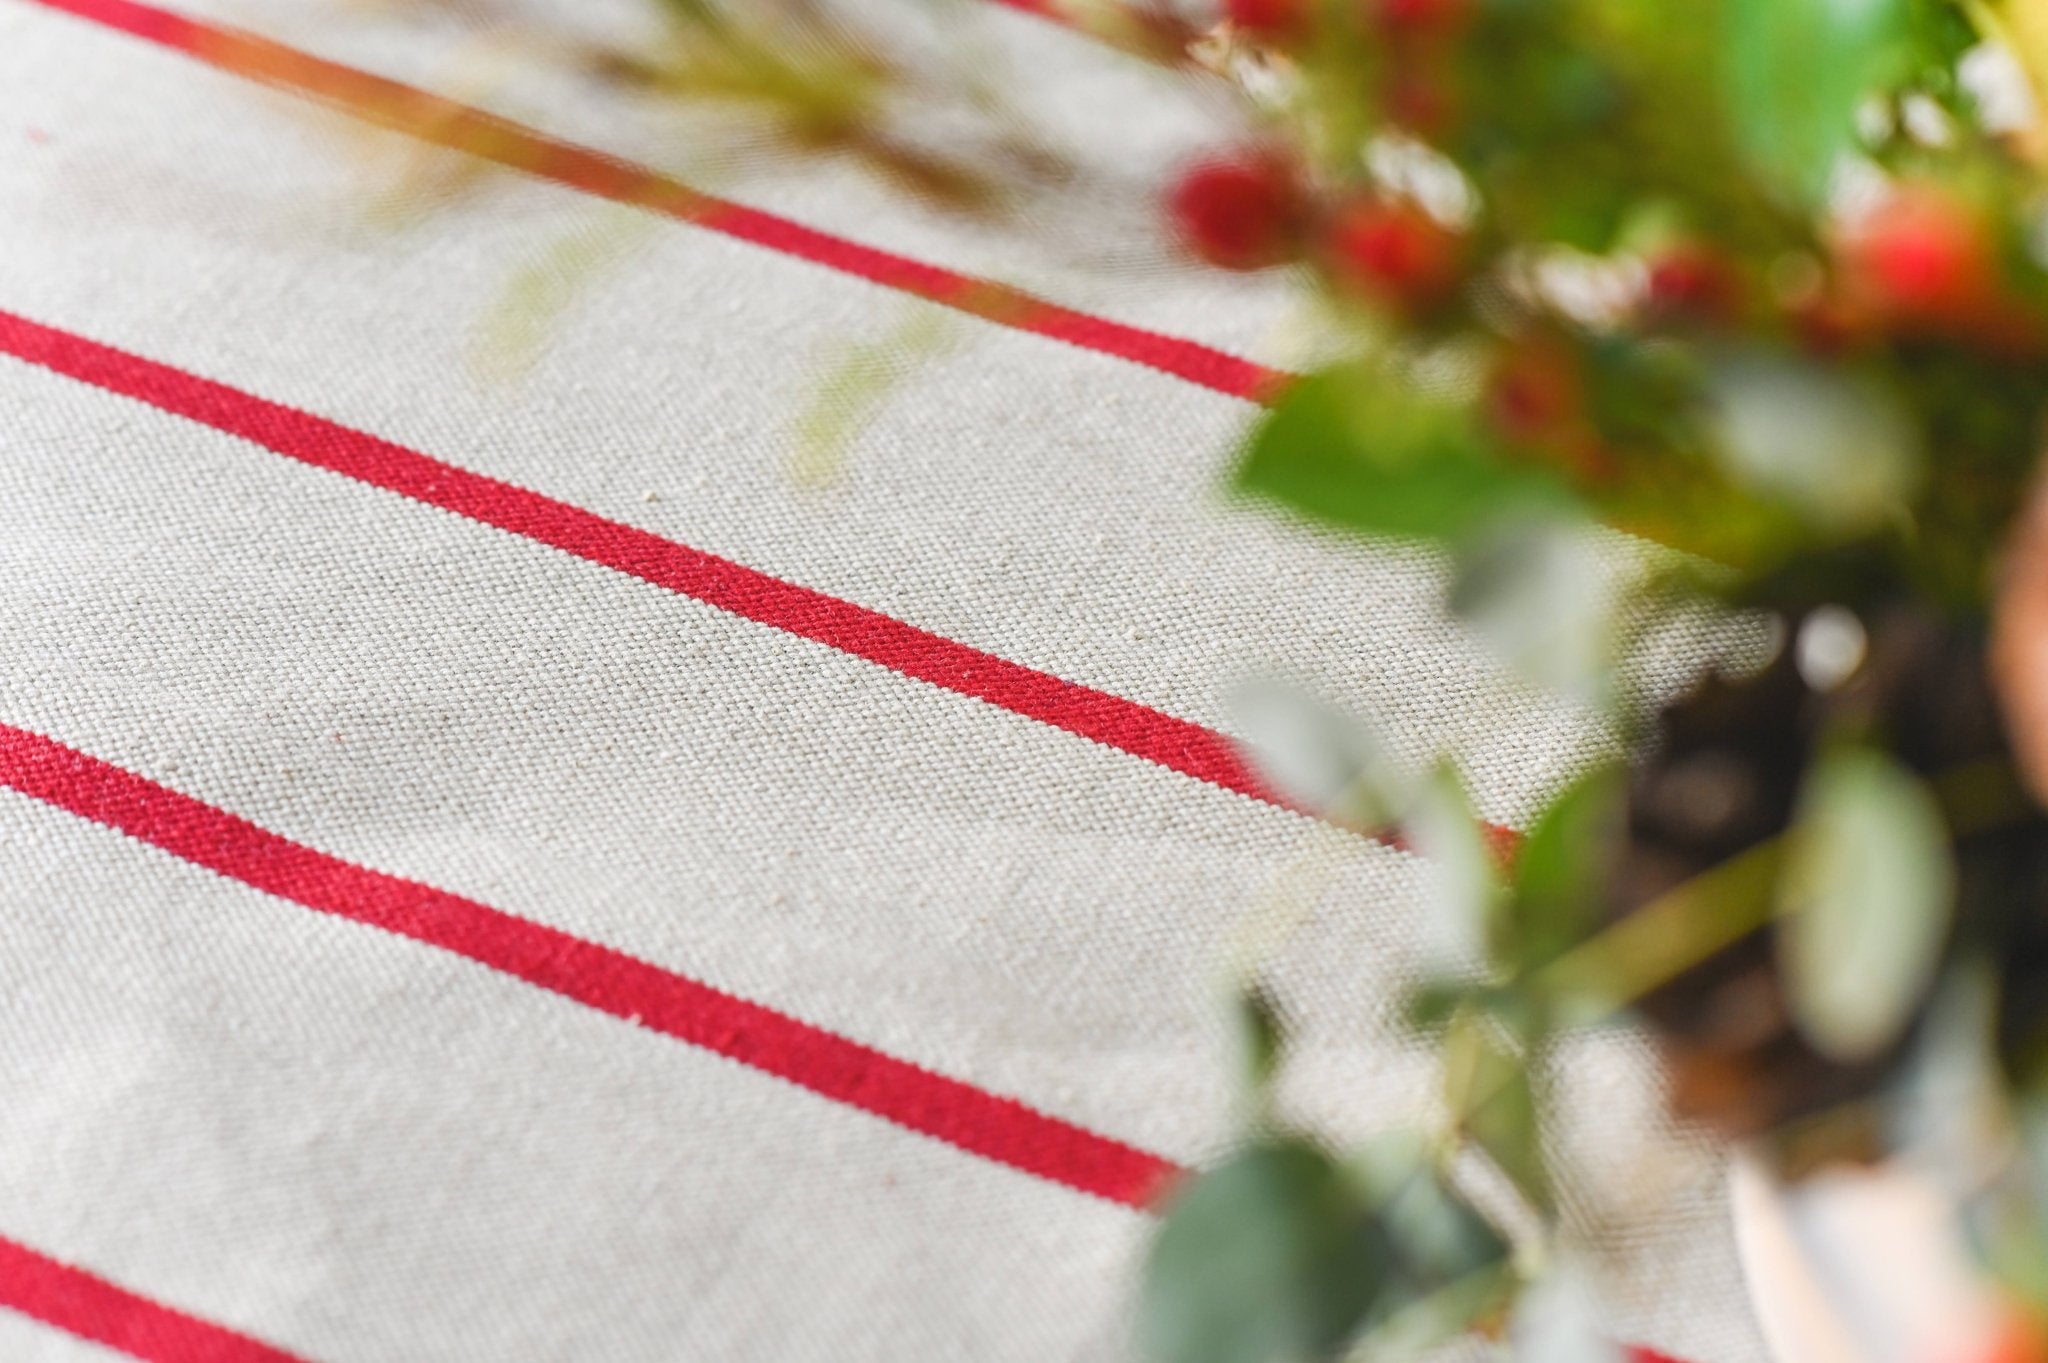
<box><xmin>0</xmin><ymin>1</ymin><xmax>1770</xmax><ymax>1359</ymax></box>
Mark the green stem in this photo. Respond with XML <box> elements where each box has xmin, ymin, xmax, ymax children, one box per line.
<box><xmin>1534</xmin><ymin>835</ymin><xmax>1785</xmax><ymax>1011</ymax></box>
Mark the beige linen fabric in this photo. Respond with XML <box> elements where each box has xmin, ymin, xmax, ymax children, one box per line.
<box><xmin>0</xmin><ymin>2</ymin><xmax>1768</xmax><ymax>1359</ymax></box>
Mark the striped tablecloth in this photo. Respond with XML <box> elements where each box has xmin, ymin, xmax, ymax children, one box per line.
<box><xmin>0</xmin><ymin>1</ymin><xmax>1769</xmax><ymax>1358</ymax></box>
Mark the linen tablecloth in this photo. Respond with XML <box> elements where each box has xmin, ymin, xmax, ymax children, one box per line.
<box><xmin>0</xmin><ymin>1</ymin><xmax>1769</xmax><ymax>1357</ymax></box>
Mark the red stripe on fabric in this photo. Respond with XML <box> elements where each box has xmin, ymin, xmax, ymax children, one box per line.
<box><xmin>0</xmin><ymin>731</ymin><xmax>1669</xmax><ymax>1359</ymax></box>
<box><xmin>0</xmin><ymin>723</ymin><xmax>1182</xmax><ymax>1209</ymax></box>
<box><xmin>0</xmin><ymin>307</ymin><xmax>1505</xmax><ymax>853</ymax></box>
<box><xmin>0</xmin><ymin>1188</ymin><xmax>1698</xmax><ymax>1363</ymax></box>
<box><xmin>17</xmin><ymin>0</ymin><xmax>1288</xmax><ymax>406</ymax></box>
<box><xmin>0</xmin><ymin>1236</ymin><xmax>310</xmax><ymax>1363</ymax></box>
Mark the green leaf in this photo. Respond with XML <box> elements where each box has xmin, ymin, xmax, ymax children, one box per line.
<box><xmin>1236</xmin><ymin>983</ymin><xmax>1288</xmax><ymax>1097</ymax></box>
<box><xmin>1452</xmin><ymin>518</ymin><xmax>1616</xmax><ymax>709</ymax></box>
<box><xmin>1701</xmin><ymin>349</ymin><xmax>1923</xmax><ymax>534</ymax></box>
<box><xmin>1405</xmin><ymin>766</ymin><xmax>1504</xmax><ymax>972</ymax></box>
<box><xmin>1778</xmin><ymin>745</ymin><xmax>1956</xmax><ymax>1061</ymax></box>
<box><xmin>1510</xmin><ymin>1267</ymin><xmax>1628</xmax><ymax>1363</ymax></box>
<box><xmin>1443</xmin><ymin>1012</ymin><xmax>1552</xmax><ymax>1213</ymax></box>
<box><xmin>1140</xmin><ymin>1141</ymin><xmax>1383</xmax><ymax>1363</ymax></box>
<box><xmin>1364</xmin><ymin>1268</ymin><xmax>1517</xmax><ymax>1355</ymax></box>
<box><xmin>1233</xmin><ymin>370</ymin><xmax>1576</xmax><ymax>545</ymax></box>
<box><xmin>1504</xmin><ymin>765</ymin><xmax>1624</xmax><ymax>973</ymax></box>
<box><xmin>1349</xmin><ymin>1135</ymin><xmax>1514</xmax><ymax>1346</ymax></box>
<box><xmin>1468</xmin><ymin>1053</ymin><xmax>1549</xmax><ymax>1214</ymax></box>
<box><xmin>1892</xmin><ymin>964</ymin><xmax>2012</xmax><ymax>1202</ymax></box>
<box><xmin>1723</xmin><ymin>0</ymin><xmax>1910</xmax><ymax>203</ymax></box>
<box><xmin>1225</xmin><ymin>679</ymin><xmax>1404</xmax><ymax>823</ymax></box>
<box><xmin>1402</xmin><ymin>978</ymin><xmax>1478</xmax><ymax>1035</ymax></box>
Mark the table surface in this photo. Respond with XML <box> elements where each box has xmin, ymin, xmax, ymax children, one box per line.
<box><xmin>0</xmin><ymin>1</ymin><xmax>1768</xmax><ymax>1358</ymax></box>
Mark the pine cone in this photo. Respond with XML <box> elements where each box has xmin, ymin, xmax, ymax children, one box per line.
<box><xmin>1608</xmin><ymin>596</ymin><xmax>2048</xmax><ymax>1166</ymax></box>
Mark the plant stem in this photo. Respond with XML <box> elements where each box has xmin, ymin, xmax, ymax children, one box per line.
<box><xmin>1534</xmin><ymin>837</ymin><xmax>1786</xmax><ymax>1012</ymax></box>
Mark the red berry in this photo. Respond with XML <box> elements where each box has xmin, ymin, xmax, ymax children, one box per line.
<box><xmin>1484</xmin><ymin>339</ymin><xmax>1614</xmax><ymax>480</ymax></box>
<box><xmin>1167</xmin><ymin>154</ymin><xmax>1306</xmax><ymax>271</ymax></box>
<box><xmin>1226</xmin><ymin>0</ymin><xmax>1309</xmax><ymax>42</ymax></box>
<box><xmin>1643</xmin><ymin>244</ymin><xmax>1741</xmax><ymax>324</ymax></box>
<box><xmin>1323</xmin><ymin>197</ymin><xmax>1463</xmax><ymax>313</ymax></box>
<box><xmin>1383</xmin><ymin>72</ymin><xmax>1457</xmax><ymax>137</ymax></box>
<box><xmin>1840</xmin><ymin>185</ymin><xmax>2000</xmax><ymax>325</ymax></box>
<box><xmin>1834</xmin><ymin>184</ymin><xmax>2046</xmax><ymax>352</ymax></box>
<box><xmin>1486</xmin><ymin>342</ymin><xmax>1577</xmax><ymax>444</ymax></box>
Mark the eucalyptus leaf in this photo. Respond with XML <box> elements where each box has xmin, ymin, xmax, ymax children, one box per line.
<box><xmin>1723</xmin><ymin>0</ymin><xmax>1910</xmax><ymax>202</ymax></box>
<box><xmin>1361</xmin><ymin>1265</ymin><xmax>1519</xmax><ymax>1356</ymax></box>
<box><xmin>1404</xmin><ymin>767</ymin><xmax>1504</xmax><ymax>972</ymax></box>
<box><xmin>1226</xmin><ymin>679</ymin><xmax>1404</xmax><ymax>823</ymax></box>
<box><xmin>1702</xmin><ymin>349</ymin><xmax>1923</xmax><ymax>534</ymax></box>
<box><xmin>1237</xmin><ymin>983</ymin><xmax>1288</xmax><ymax>1097</ymax></box>
<box><xmin>1778</xmin><ymin>745</ymin><xmax>1956</xmax><ymax>1062</ymax></box>
<box><xmin>1402</xmin><ymin>978</ymin><xmax>1478</xmax><ymax>1035</ymax></box>
<box><xmin>1349</xmin><ymin>1134</ymin><xmax>1514</xmax><ymax>1347</ymax></box>
<box><xmin>1891</xmin><ymin>964</ymin><xmax>2012</xmax><ymax>1203</ymax></box>
<box><xmin>1451</xmin><ymin>518</ymin><xmax>1615</xmax><ymax>706</ymax></box>
<box><xmin>1444</xmin><ymin>1013</ymin><xmax>1552</xmax><ymax>1213</ymax></box>
<box><xmin>1509</xmin><ymin>1267</ymin><xmax>1627</xmax><ymax>1363</ymax></box>
<box><xmin>1140</xmin><ymin>1141</ymin><xmax>1384</xmax><ymax>1363</ymax></box>
<box><xmin>1508</xmin><ymin>765</ymin><xmax>1624</xmax><ymax>974</ymax></box>
<box><xmin>1233</xmin><ymin>370</ymin><xmax>1576</xmax><ymax>545</ymax></box>
<box><xmin>1358</xmin><ymin>1142</ymin><xmax>1511</xmax><ymax>1293</ymax></box>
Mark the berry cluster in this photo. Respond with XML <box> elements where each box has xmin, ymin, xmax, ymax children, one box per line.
<box><xmin>1169</xmin><ymin>150</ymin><xmax>1464</xmax><ymax>317</ymax></box>
<box><xmin>1835</xmin><ymin>184</ymin><xmax>2043</xmax><ymax>352</ymax></box>
<box><xmin>1175</xmin><ymin>156</ymin><xmax>2032</xmax><ymax>331</ymax></box>
<box><xmin>1144</xmin><ymin>0</ymin><xmax>2048</xmax><ymax>1355</ymax></box>
<box><xmin>1177</xmin><ymin>0</ymin><xmax>1478</xmax><ymax>297</ymax></box>
<box><xmin>1170</xmin><ymin>136</ymin><xmax>2042</xmax><ymax>511</ymax></box>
